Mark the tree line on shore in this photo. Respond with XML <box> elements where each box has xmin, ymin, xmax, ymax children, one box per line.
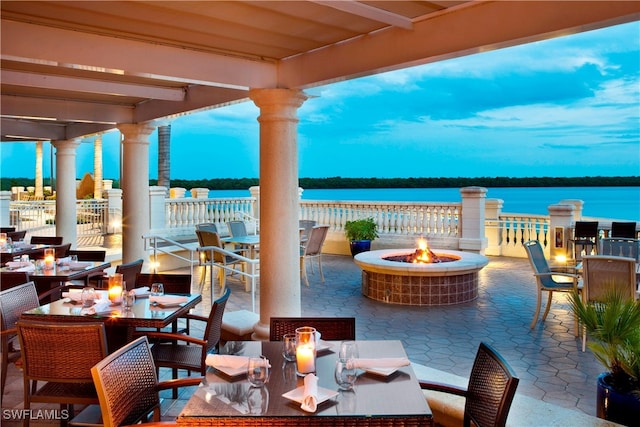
<box><xmin>2</xmin><ymin>175</ymin><xmax>638</xmax><ymax>192</ymax></box>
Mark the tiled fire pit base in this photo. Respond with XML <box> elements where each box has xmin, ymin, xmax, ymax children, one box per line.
<box><xmin>354</xmin><ymin>249</ymin><xmax>489</xmax><ymax>306</ymax></box>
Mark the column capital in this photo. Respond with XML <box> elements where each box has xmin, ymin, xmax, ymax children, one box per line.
<box><xmin>249</xmin><ymin>88</ymin><xmax>308</xmax><ymax>117</ymax></box>
<box><xmin>51</xmin><ymin>138</ymin><xmax>81</xmax><ymax>152</ymax></box>
<box><xmin>117</xmin><ymin>123</ymin><xmax>156</xmax><ymax>143</ymax></box>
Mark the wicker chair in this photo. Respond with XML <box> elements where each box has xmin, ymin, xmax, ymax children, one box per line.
<box><xmin>54</xmin><ymin>242</ymin><xmax>72</xmax><ymax>258</ymax></box>
<box><xmin>580</xmin><ymin>255</ymin><xmax>637</xmax><ymax>351</ymax></box>
<box><xmin>69</xmin><ymin>249</ymin><xmax>107</xmax><ymax>262</ymax></box>
<box><xmin>90</xmin><ymin>258</ymin><xmax>143</xmax><ymax>289</ymax></box>
<box><xmin>141</xmin><ymin>287</ymin><xmax>230</xmax><ymax>398</ymax></box>
<box><xmin>16</xmin><ymin>320</ymin><xmax>109</xmax><ymax>426</ymax></box>
<box><xmin>299</xmin><ymin>219</ymin><xmax>317</xmax><ymax>245</ymax></box>
<box><xmin>524</xmin><ymin>240</ymin><xmax>581</xmax><ymax>333</ymax></box>
<box><xmin>420</xmin><ymin>342</ymin><xmax>519</xmax><ymax>427</ymax></box>
<box><xmin>0</xmin><ymin>271</ymin><xmax>31</xmax><ymax>291</ymax></box>
<box><xmin>300</xmin><ymin>225</ymin><xmax>329</xmax><ymax>287</ymax></box>
<box><xmin>269</xmin><ymin>317</ymin><xmax>356</xmax><ymax>341</ymax></box>
<box><xmin>0</xmin><ymin>282</ymin><xmax>41</xmax><ymax>404</ymax></box>
<box><xmin>30</xmin><ymin>235</ymin><xmax>64</xmax><ymax>245</ymax></box>
<box><xmin>70</xmin><ymin>336</ymin><xmax>202</xmax><ymax>427</ymax></box>
<box><xmin>6</xmin><ymin>229</ymin><xmax>26</xmax><ymax>242</ymax></box>
<box><xmin>196</xmin><ymin>230</ymin><xmax>245</xmax><ymax>292</ymax></box>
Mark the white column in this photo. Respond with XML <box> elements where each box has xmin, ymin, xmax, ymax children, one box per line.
<box><xmin>484</xmin><ymin>198</ymin><xmax>504</xmax><ymax>256</ymax></box>
<box><xmin>93</xmin><ymin>136</ymin><xmax>104</xmax><ymax>199</ymax></box>
<box><xmin>0</xmin><ymin>191</ymin><xmax>11</xmax><ymax>227</ymax></box>
<box><xmin>249</xmin><ymin>88</ymin><xmax>308</xmax><ymax>340</ymax></box>
<box><xmin>549</xmin><ymin>204</ymin><xmax>575</xmax><ymax>261</ymax></box>
<box><xmin>249</xmin><ymin>186</ymin><xmax>260</xmax><ymax>219</ymax></box>
<box><xmin>459</xmin><ymin>186</ymin><xmax>488</xmax><ymax>254</ymax></box>
<box><xmin>118</xmin><ymin>123</ymin><xmax>155</xmax><ymax>263</ymax></box>
<box><xmin>52</xmin><ymin>139</ymin><xmax>81</xmax><ymax>247</ymax></box>
<box><xmin>149</xmin><ymin>186</ymin><xmax>167</xmax><ymax>233</ymax></box>
<box><xmin>35</xmin><ymin>141</ymin><xmax>44</xmax><ymax>198</ymax></box>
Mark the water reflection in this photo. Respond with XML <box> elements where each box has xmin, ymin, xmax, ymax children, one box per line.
<box><xmin>246</xmin><ymin>386</ymin><xmax>269</xmax><ymax>415</ymax></box>
<box><xmin>336</xmin><ymin>389</ymin><xmax>357</xmax><ymax>415</ymax></box>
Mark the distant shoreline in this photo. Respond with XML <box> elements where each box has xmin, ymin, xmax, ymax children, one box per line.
<box><xmin>2</xmin><ymin>175</ymin><xmax>638</xmax><ymax>192</ymax></box>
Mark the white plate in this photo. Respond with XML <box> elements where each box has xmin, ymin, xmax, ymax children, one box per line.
<box><xmin>363</xmin><ymin>366</ymin><xmax>399</xmax><ymax>377</ymax></box>
<box><xmin>282</xmin><ymin>386</ymin><xmax>338</xmax><ymax>405</ymax></box>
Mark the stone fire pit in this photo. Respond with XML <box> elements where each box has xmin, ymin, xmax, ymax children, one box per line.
<box><xmin>354</xmin><ymin>249</ymin><xmax>488</xmax><ymax>306</ymax></box>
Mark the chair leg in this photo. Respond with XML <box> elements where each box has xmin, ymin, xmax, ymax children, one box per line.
<box><xmin>530</xmin><ymin>288</ymin><xmax>543</xmax><ymax>328</ymax></box>
<box><xmin>541</xmin><ymin>291</ymin><xmax>553</xmax><ymax>321</ymax></box>
<box><xmin>300</xmin><ymin>257</ymin><xmax>309</xmax><ymax>287</ymax></box>
<box><xmin>318</xmin><ymin>256</ymin><xmax>324</xmax><ymax>282</ymax></box>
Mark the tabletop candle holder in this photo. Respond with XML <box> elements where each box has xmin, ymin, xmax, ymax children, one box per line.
<box><xmin>108</xmin><ymin>275</ymin><xmax>123</xmax><ymax>304</ymax></box>
<box><xmin>295</xmin><ymin>326</ymin><xmax>317</xmax><ymax>376</ymax></box>
<box><xmin>43</xmin><ymin>248</ymin><xmax>55</xmax><ymax>270</ymax></box>
<box><xmin>0</xmin><ymin>233</ymin><xmax>6</xmax><ymax>249</ymax></box>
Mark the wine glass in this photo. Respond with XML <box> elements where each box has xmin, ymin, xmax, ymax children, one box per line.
<box><xmin>247</xmin><ymin>356</ymin><xmax>270</xmax><ymax>388</ymax></box>
<box><xmin>81</xmin><ymin>287</ymin><xmax>97</xmax><ymax>308</ymax></box>
<box><xmin>339</xmin><ymin>340</ymin><xmax>359</xmax><ymax>362</ymax></box>
<box><xmin>150</xmin><ymin>282</ymin><xmax>164</xmax><ymax>297</ymax></box>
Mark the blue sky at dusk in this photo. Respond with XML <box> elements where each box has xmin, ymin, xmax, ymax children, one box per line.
<box><xmin>1</xmin><ymin>21</ymin><xmax>638</xmax><ymax>181</ymax></box>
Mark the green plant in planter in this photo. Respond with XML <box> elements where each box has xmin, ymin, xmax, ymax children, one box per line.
<box><xmin>569</xmin><ymin>287</ymin><xmax>640</xmax><ymax>423</ymax></box>
<box><xmin>344</xmin><ymin>218</ymin><xmax>378</xmax><ymax>242</ymax></box>
<box><xmin>344</xmin><ymin>217</ymin><xmax>379</xmax><ymax>257</ymax></box>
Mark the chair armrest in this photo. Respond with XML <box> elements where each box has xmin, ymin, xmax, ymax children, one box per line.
<box><xmin>157</xmin><ymin>377</ymin><xmax>203</xmax><ymax>391</ymax></box>
<box><xmin>182</xmin><ymin>313</ymin><xmax>207</xmax><ymax>322</ymax></box>
<box><xmin>534</xmin><ymin>272</ymin><xmax>579</xmax><ymax>280</ymax></box>
<box><xmin>136</xmin><ymin>331</ymin><xmax>206</xmax><ymax>346</ymax></box>
<box><xmin>419</xmin><ymin>380</ymin><xmax>468</xmax><ymax>398</ymax></box>
<box><xmin>0</xmin><ymin>327</ymin><xmax>17</xmax><ymax>337</ymax></box>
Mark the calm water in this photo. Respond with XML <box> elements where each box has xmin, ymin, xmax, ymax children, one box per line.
<box><xmin>208</xmin><ymin>186</ymin><xmax>640</xmax><ymax>221</ymax></box>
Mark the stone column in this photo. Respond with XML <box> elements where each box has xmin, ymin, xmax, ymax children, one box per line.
<box><xmin>191</xmin><ymin>188</ymin><xmax>209</xmax><ymax>198</ymax></box>
<box><xmin>560</xmin><ymin>199</ymin><xmax>584</xmax><ymax>221</ymax></box>
<box><xmin>158</xmin><ymin>125</ymin><xmax>171</xmax><ymax>189</ymax></box>
<box><xmin>549</xmin><ymin>203</ymin><xmax>575</xmax><ymax>262</ymax></box>
<box><xmin>104</xmin><ymin>188</ymin><xmax>123</xmax><ymax>234</ymax></box>
<box><xmin>459</xmin><ymin>186</ymin><xmax>488</xmax><ymax>254</ymax></box>
<box><xmin>52</xmin><ymin>139</ymin><xmax>81</xmax><ymax>247</ymax></box>
<box><xmin>35</xmin><ymin>141</ymin><xmax>44</xmax><ymax>198</ymax></box>
<box><xmin>484</xmin><ymin>198</ymin><xmax>504</xmax><ymax>256</ymax></box>
<box><xmin>249</xmin><ymin>186</ymin><xmax>260</xmax><ymax>220</ymax></box>
<box><xmin>249</xmin><ymin>88</ymin><xmax>308</xmax><ymax>340</ymax></box>
<box><xmin>93</xmin><ymin>136</ymin><xmax>104</xmax><ymax>199</ymax></box>
<box><xmin>149</xmin><ymin>186</ymin><xmax>167</xmax><ymax>233</ymax></box>
<box><xmin>118</xmin><ymin>123</ymin><xmax>156</xmax><ymax>263</ymax></box>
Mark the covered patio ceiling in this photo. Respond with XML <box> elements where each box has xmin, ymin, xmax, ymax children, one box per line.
<box><xmin>1</xmin><ymin>1</ymin><xmax>639</xmax><ymax>142</ymax></box>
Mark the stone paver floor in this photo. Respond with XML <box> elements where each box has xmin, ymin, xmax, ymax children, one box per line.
<box><xmin>1</xmin><ymin>254</ymin><xmax>605</xmax><ymax>425</ymax></box>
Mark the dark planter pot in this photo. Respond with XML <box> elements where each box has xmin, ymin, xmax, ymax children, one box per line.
<box><xmin>596</xmin><ymin>372</ymin><xmax>640</xmax><ymax>426</ymax></box>
<box><xmin>349</xmin><ymin>240</ymin><xmax>371</xmax><ymax>257</ymax></box>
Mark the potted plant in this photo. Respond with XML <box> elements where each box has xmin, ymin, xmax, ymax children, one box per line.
<box><xmin>344</xmin><ymin>217</ymin><xmax>378</xmax><ymax>257</ymax></box>
<box><xmin>568</xmin><ymin>288</ymin><xmax>640</xmax><ymax>425</ymax></box>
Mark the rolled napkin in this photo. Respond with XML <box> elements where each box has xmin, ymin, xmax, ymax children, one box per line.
<box><xmin>346</xmin><ymin>357</ymin><xmax>410</xmax><ymax>370</ymax></box>
<box><xmin>81</xmin><ymin>300</ymin><xmax>111</xmax><ymax>315</ymax></box>
<box><xmin>132</xmin><ymin>286</ymin><xmax>150</xmax><ymax>296</ymax></box>
<box><xmin>6</xmin><ymin>261</ymin><xmax>31</xmax><ymax>269</ymax></box>
<box><xmin>300</xmin><ymin>373</ymin><xmax>319</xmax><ymax>413</ymax></box>
<box><xmin>149</xmin><ymin>295</ymin><xmax>188</xmax><ymax>305</ymax></box>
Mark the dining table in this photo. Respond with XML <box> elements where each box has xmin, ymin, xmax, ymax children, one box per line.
<box><xmin>0</xmin><ymin>260</ymin><xmax>112</xmax><ymax>297</ymax></box>
<box><xmin>0</xmin><ymin>242</ymin><xmax>48</xmax><ymax>264</ymax></box>
<box><xmin>222</xmin><ymin>235</ymin><xmax>260</xmax><ymax>260</ymax></box>
<box><xmin>177</xmin><ymin>339</ymin><xmax>433</xmax><ymax>426</ymax></box>
<box><xmin>20</xmin><ymin>291</ymin><xmax>202</xmax><ymax>352</ymax></box>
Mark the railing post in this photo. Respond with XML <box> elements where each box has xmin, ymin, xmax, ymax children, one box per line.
<box><xmin>559</xmin><ymin>199</ymin><xmax>584</xmax><ymax>220</ymax></box>
<box><xmin>0</xmin><ymin>191</ymin><xmax>11</xmax><ymax>227</ymax></box>
<box><xmin>150</xmin><ymin>186</ymin><xmax>167</xmax><ymax>233</ymax></box>
<box><xmin>105</xmin><ymin>189</ymin><xmax>123</xmax><ymax>234</ymax></box>
<box><xmin>548</xmin><ymin>203</ymin><xmax>575</xmax><ymax>261</ymax></box>
<box><xmin>191</xmin><ymin>188</ymin><xmax>209</xmax><ymax>198</ymax></box>
<box><xmin>170</xmin><ymin>187</ymin><xmax>186</xmax><ymax>198</ymax></box>
<box><xmin>484</xmin><ymin>198</ymin><xmax>504</xmax><ymax>256</ymax></box>
<box><xmin>459</xmin><ymin>186</ymin><xmax>488</xmax><ymax>254</ymax></box>
<box><xmin>249</xmin><ymin>186</ymin><xmax>260</xmax><ymax>219</ymax></box>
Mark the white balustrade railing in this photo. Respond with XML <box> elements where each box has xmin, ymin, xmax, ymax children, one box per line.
<box><xmin>10</xmin><ymin>199</ymin><xmax>107</xmax><ymax>237</ymax></box>
<box><xmin>164</xmin><ymin>197</ymin><xmax>255</xmax><ymax>231</ymax></box>
<box><xmin>300</xmin><ymin>200</ymin><xmax>461</xmax><ymax>238</ymax></box>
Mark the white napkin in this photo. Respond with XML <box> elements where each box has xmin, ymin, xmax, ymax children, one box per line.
<box><xmin>301</xmin><ymin>373</ymin><xmax>319</xmax><ymax>413</ymax></box>
<box><xmin>16</xmin><ymin>264</ymin><xmax>35</xmax><ymax>272</ymax></box>
<box><xmin>81</xmin><ymin>300</ymin><xmax>111</xmax><ymax>315</ymax></box>
<box><xmin>62</xmin><ymin>291</ymin><xmax>83</xmax><ymax>302</ymax></box>
<box><xmin>133</xmin><ymin>286</ymin><xmax>150</xmax><ymax>295</ymax></box>
<box><xmin>346</xmin><ymin>357</ymin><xmax>410</xmax><ymax>370</ymax></box>
<box><xmin>6</xmin><ymin>261</ymin><xmax>31</xmax><ymax>268</ymax></box>
<box><xmin>68</xmin><ymin>261</ymin><xmax>92</xmax><ymax>270</ymax></box>
<box><xmin>57</xmin><ymin>256</ymin><xmax>72</xmax><ymax>265</ymax></box>
<box><xmin>205</xmin><ymin>354</ymin><xmax>250</xmax><ymax>369</ymax></box>
<box><xmin>149</xmin><ymin>295</ymin><xmax>188</xmax><ymax>305</ymax></box>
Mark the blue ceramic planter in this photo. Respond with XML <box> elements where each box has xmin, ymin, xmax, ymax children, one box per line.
<box><xmin>596</xmin><ymin>372</ymin><xmax>640</xmax><ymax>426</ymax></box>
<box><xmin>349</xmin><ymin>240</ymin><xmax>371</xmax><ymax>257</ymax></box>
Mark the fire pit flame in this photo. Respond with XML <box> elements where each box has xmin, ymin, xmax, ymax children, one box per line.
<box><xmin>413</xmin><ymin>238</ymin><xmax>439</xmax><ymax>263</ymax></box>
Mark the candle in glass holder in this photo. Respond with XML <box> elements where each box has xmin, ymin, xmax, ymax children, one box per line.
<box><xmin>43</xmin><ymin>248</ymin><xmax>55</xmax><ymax>270</ymax></box>
<box><xmin>108</xmin><ymin>276</ymin><xmax>123</xmax><ymax>304</ymax></box>
<box><xmin>295</xmin><ymin>326</ymin><xmax>317</xmax><ymax>376</ymax></box>
<box><xmin>0</xmin><ymin>233</ymin><xmax>6</xmax><ymax>249</ymax></box>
